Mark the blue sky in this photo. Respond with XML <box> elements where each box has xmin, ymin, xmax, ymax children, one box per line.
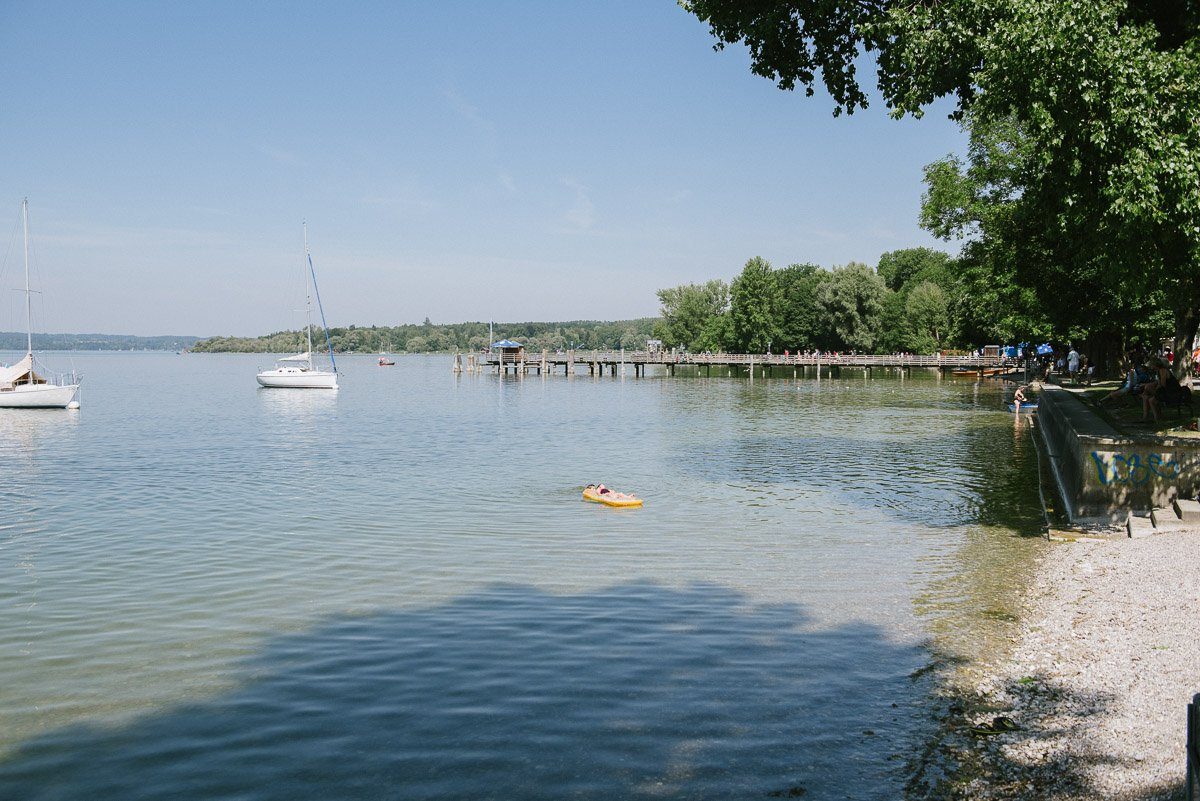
<box><xmin>0</xmin><ymin>1</ymin><xmax>966</xmax><ymax>336</ymax></box>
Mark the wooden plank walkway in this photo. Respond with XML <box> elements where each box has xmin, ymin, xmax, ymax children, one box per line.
<box><xmin>462</xmin><ymin>349</ymin><xmax>1010</xmax><ymax>376</ymax></box>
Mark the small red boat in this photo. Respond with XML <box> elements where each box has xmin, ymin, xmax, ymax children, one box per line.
<box><xmin>378</xmin><ymin>357</ymin><xmax>396</xmax><ymax>366</ymax></box>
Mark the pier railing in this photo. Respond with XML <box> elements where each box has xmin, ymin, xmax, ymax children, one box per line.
<box><xmin>480</xmin><ymin>350</ymin><xmax>1006</xmax><ymax>369</ymax></box>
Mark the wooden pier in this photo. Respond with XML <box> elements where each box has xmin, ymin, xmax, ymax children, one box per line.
<box><xmin>460</xmin><ymin>349</ymin><xmax>1008</xmax><ymax>377</ymax></box>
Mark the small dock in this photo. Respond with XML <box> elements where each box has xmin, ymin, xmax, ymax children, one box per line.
<box><xmin>455</xmin><ymin>350</ymin><xmax>1009</xmax><ymax>377</ymax></box>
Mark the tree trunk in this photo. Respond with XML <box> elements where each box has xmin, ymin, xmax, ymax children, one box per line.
<box><xmin>1084</xmin><ymin>330</ymin><xmax>1123</xmax><ymax>378</ymax></box>
<box><xmin>1172</xmin><ymin>302</ymin><xmax>1199</xmax><ymax>382</ymax></box>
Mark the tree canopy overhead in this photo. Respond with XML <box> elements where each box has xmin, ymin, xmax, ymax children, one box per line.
<box><xmin>683</xmin><ymin>0</ymin><xmax>1200</xmax><ymax>370</ymax></box>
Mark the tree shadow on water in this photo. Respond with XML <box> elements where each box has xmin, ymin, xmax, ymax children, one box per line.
<box><xmin>1</xmin><ymin>582</ymin><xmax>938</xmax><ymax>801</ymax></box>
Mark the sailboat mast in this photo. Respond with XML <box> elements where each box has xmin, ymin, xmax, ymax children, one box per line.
<box><xmin>303</xmin><ymin>222</ymin><xmax>314</xmax><ymax>368</ymax></box>
<box><xmin>22</xmin><ymin>198</ymin><xmax>32</xmax><ymax>357</ymax></box>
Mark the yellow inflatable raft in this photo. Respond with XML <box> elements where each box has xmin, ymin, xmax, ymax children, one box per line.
<box><xmin>583</xmin><ymin>486</ymin><xmax>644</xmax><ymax>508</ymax></box>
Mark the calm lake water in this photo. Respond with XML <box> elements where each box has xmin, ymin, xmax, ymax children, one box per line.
<box><xmin>0</xmin><ymin>352</ymin><xmax>1045</xmax><ymax>800</ymax></box>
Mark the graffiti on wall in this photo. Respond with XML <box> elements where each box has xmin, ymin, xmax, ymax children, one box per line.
<box><xmin>1090</xmin><ymin>451</ymin><xmax>1182</xmax><ymax>486</ymax></box>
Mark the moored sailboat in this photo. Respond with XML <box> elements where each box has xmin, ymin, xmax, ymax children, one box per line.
<box><xmin>256</xmin><ymin>224</ymin><xmax>339</xmax><ymax>390</ymax></box>
<box><xmin>0</xmin><ymin>199</ymin><xmax>81</xmax><ymax>409</ymax></box>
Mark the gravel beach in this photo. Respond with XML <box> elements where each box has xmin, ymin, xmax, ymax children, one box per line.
<box><xmin>932</xmin><ymin>530</ymin><xmax>1200</xmax><ymax>800</ymax></box>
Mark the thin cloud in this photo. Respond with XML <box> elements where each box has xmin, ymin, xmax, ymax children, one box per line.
<box><xmin>562</xmin><ymin>177</ymin><xmax>595</xmax><ymax>230</ymax></box>
<box><xmin>443</xmin><ymin>86</ymin><xmax>495</xmax><ymax>134</ymax></box>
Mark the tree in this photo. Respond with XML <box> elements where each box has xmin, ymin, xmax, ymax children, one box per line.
<box><xmin>775</xmin><ymin>263</ymin><xmax>829</xmax><ymax>350</ymax></box>
<box><xmin>730</xmin><ymin>257</ymin><xmax>781</xmax><ymax>352</ymax></box>
<box><xmin>683</xmin><ymin>0</ymin><xmax>1200</xmax><ymax>373</ymax></box>
<box><xmin>817</xmin><ymin>262</ymin><xmax>886</xmax><ymax>352</ymax></box>
<box><xmin>656</xmin><ymin>280</ymin><xmax>730</xmax><ymax>350</ymax></box>
<box><xmin>875</xmin><ymin>290</ymin><xmax>909</xmax><ymax>354</ymax></box>
<box><xmin>696</xmin><ymin>312</ymin><xmax>734</xmax><ymax>352</ymax></box>
<box><xmin>920</xmin><ymin>113</ymin><xmax>1166</xmax><ymax>369</ymax></box>
<box><xmin>904</xmin><ymin>281</ymin><xmax>951</xmax><ymax>353</ymax></box>
<box><xmin>876</xmin><ymin>248</ymin><xmax>953</xmax><ymax>294</ymax></box>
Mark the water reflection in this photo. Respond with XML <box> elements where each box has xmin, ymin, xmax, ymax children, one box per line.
<box><xmin>0</xmin><ymin>408</ymin><xmax>79</xmax><ymax>455</ymax></box>
<box><xmin>256</xmin><ymin>388</ymin><xmax>339</xmax><ymax>447</ymax></box>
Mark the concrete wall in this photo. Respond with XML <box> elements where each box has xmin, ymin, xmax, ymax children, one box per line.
<box><xmin>1038</xmin><ymin>386</ymin><xmax>1200</xmax><ymax>522</ymax></box>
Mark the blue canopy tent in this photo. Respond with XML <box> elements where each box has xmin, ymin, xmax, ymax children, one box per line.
<box><xmin>491</xmin><ymin>339</ymin><xmax>523</xmax><ymax>349</ymax></box>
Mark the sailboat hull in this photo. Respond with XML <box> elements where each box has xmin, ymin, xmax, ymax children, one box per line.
<box><xmin>256</xmin><ymin>369</ymin><xmax>338</xmax><ymax>389</ymax></box>
<box><xmin>0</xmin><ymin>383</ymin><xmax>80</xmax><ymax>408</ymax></box>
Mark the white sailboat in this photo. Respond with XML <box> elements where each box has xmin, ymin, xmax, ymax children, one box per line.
<box><xmin>0</xmin><ymin>199</ymin><xmax>81</xmax><ymax>409</ymax></box>
<box><xmin>256</xmin><ymin>223</ymin><xmax>339</xmax><ymax>390</ymax></box>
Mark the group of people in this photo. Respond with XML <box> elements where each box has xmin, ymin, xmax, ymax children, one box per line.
<box><xmin>1101</xmin><ymin>350</ymin><xmax>1186</xmax><ymax>423</ymax></box>
<box><xmin>1053</xmin><ymin>347</ymin><xmax>1096</xmax><ymax>385</ymax></box>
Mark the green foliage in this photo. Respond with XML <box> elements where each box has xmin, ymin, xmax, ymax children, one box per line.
<box><xmin>657</xmin><ymin>252</ymin><xmax>972</xmax><ymax>354</ymax></box>
<box><xmin>876</xmin><ymin>248</ymin><xmax>953</xmax><ymax>293</ymax></box>
<box><xmin>875</xmin><ymin>291</ymin><xmax>909</xmax><ymax>354</ymax></box>
<box><xmin>817</xmin><ymin>262</ymin><xmax>886</xmax><ymax>352</ymax></box>
<box><xmin>684</xmin><ymin>0</ymin><xmax>1200</xmax><ymax>371</ymax></box>
<box><xmin>0</xmin><ymin>332</ymin><xmax>201</xmax><ymax>351</ymax></box>
<box><xmin>696</xmin><ymin>311</ymin><xmax>734</xmax><ymax>352</ymax></box>
<box><xmin>904</xmin><ymin>281</ymin><xmax>951</xmax><ymax>353</ymax></box>
<box><xmin>730</xmin><ymin>257</ymin><xmax>782</xmax><ymax>352</ymax></box>
<box><xmin>775</xmin><ymin>263</ymin><xmax>829</xmax><ymax>351</ymax></box>
<box><xmin>192</xmin><ymin>319</ymin><xmax>658</xmax><ymax>354</ymax></box>
<box><xmin>656</xmin><ymin>280</ymin><xmax>730</xmax><ymax>350</ymax></box>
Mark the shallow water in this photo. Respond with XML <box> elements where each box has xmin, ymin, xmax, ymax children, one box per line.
<box><xmin>0</xmin><ymin>353</ymin><xmax>1044</xmax><ymax>799</ymax></box>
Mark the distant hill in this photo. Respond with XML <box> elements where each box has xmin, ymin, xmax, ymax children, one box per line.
<box><xmin>191</xmin><ymin>319</ymin><xmax>659</xmax><ymax>354</ymax></box>
<box><xmin>0</xmin><ymin>332</ymin><xmax>202</xmax><ymax>351</ymax></box>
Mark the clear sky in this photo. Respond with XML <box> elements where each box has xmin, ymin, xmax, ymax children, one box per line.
<box><xmin>0</xmin><ymin>1</ymin><xmax>966</xmax><ymax>337</ymax></box>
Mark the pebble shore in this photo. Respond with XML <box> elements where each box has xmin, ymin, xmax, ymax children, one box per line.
<box><xmin>934</xmin><ymin>531</ymin><xmax>1200</xmax><ymax>800</ymax></box>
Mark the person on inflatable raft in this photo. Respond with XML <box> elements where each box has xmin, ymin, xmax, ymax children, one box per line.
<box><xmin>586</xmin><ymin>483</ymin><xmax>637</xmax><ymax>500</ymax></box>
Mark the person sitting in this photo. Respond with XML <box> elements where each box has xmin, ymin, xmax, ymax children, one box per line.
<box><xmin>1013</xmin><ymin>385</ymin><xmax>1032</xmax><ymax>413</ymax></box>
<box><xmin>1145</xmin><ymin>359</ymin><xmax>1193</xmax><ymax>421</ymax></box>
<box><xmin>1102</xmin><ymin>360</ymin><xmax>1152</xmax><ymax>404</ymax></box>
<box><xmin>1141</xmin><ymin>358</ymin><xmax>1177</xmax><ymax>422</ymax></box>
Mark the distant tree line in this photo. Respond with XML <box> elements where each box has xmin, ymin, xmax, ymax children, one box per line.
<box><xmin>0</xmin><ymin>332</ymin><xmax>200</xmax><ymax>351</ymax></box>
<box><xmin>190</xmin><ymin>319</ymin><xmax>658</xmax><ymax>354</ymax></box>
<box><xmin>654</xmin><ymin>248</ymin><xmax>975</xmax><ymax>354</ymax></box>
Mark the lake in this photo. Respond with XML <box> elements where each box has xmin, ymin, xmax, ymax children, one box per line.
<box><xmin>0</xmin><ymin>352</ymin><xmax>1044</xmax><ymax>800</ymax></box>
